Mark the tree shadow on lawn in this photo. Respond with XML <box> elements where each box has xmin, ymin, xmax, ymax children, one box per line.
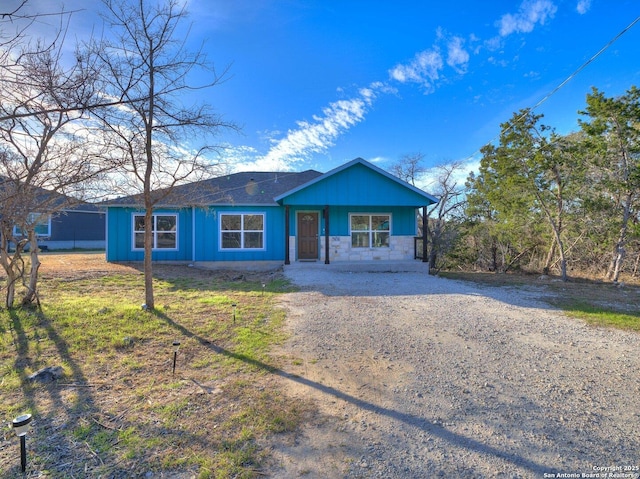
<box><xmin>3</xmin><ymin>307</ymin><xmax>247</xmax><ymax>478</ymax></box>
<box><xmin>154</xmin><ymin>310</ymin><xmax>555</xmax><ymax>476</ymax></box>
<box><xmin>3</xmin><ymin>310</ymin><xmax>131</xmax><ymax>478</ymax></box>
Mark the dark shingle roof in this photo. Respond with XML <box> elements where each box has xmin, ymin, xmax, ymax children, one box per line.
<box><xmin>0</xmin><ymin>176</ymin><xmax>104</xmax><ymax>212</ymax></box>
<box><xmin>106</xmin><ymin>170</ymin><xmax>323</xmax><ymax>207</ymax></box>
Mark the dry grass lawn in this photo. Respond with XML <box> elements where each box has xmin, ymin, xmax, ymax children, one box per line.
<box><xmin>1</xmin><ymin>252</ymin><xmax>310</xmax><ymax>478</ymax></box>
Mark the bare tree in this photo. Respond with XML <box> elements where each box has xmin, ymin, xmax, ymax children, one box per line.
<box><xmin>92</xmin><ymin>0</ymin><xmax>236</xmax><ymax>310</ymax></box>
<box><xmin>389</xmin><ymin>154</ymin><xmax>466</xmax><ymax>271</ymax></box>
<box><xmin>0</xmin><ymin>12</ymin><xmax>107</xmax><ymax>308</ymax></box>
<box><xmin>390</xmin><ymin>153</ymin><xmax>427</xmax><ymax>187</ymax></box>
<box><xmin>425</xmin><ymin>162</ymin><xmax>467</xmax><ymax>272</ymax></box>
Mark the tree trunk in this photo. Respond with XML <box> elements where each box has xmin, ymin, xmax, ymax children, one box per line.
<box><xmin>22</xmin><ymin>231</ymin><xmax>41</xmax><ymax>307</ymax></box>
<box><xmin>143</xmin><ymin>38</ymin><xmax>156</xmax><ymax>311</ymax></box>
<box><xmin>606</xmin><ymin>191</ymin><xmax>633</xmax><ymax>283</ymax></box>
<box><xmin>490</xmin><ymin>242</ymin><xmax>498</xmax><ymax>272</ymax></box>
<box><xmin>549</xmin><ymin>228</ymin><xmax>568</xmax><ymax>281</ymax></box>
<box><xmin>0</xmin><ymin>252</ymin><xmax>19</xmax><ymax>309</ymax></box>
<box><xmin>558</xmin><ymin>252</ymin><xmax>567</xmax><ymax>281</ymax></box>
<box><xmin>144</xmin><ymin>208</ymin><xmax>155</xmax><ymax>309</ymax></box>
<box><xmin>632</xmin><ymin>249</ymin><xmax>640</xmax><ymax>278</ymax></box>
<box><xmin>534</xmin><ymin>180</ymin><xmax>568</xmax><ymax>281</ymax></box>
<box><xmin>0</xmin><ymin>225</ymin><xmax>25</xmax><ymax>308</ymax></box>
<box><xmin>542</xmin><ymin>239</ymin><xmax>556</xmax><ymax>275</ymax></box>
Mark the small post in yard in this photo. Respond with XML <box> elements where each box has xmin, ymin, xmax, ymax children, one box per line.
<box><xmin>261</xmin><ymin>282</ymin><xmax>266</xmax><ymax>296</ymax></box>
<box><xmin>172</xmin><ymin>341</ymin><xmax>180</xmax><ymax>376</ymax></box>
<box><xmin>12</xmin><ymin>413</ymin><xmax>32</xmax><ymax>473</ymax></box>
<box><xmin>232</xmin><ymin>303</ymin><xmax>237</xmax><ymax>323</ymax></box>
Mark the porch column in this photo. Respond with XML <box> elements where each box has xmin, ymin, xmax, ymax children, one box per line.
<box><xmin>422</xmin><ymin>206</ymin><xmax>428</xmax><ymax>263</ymax></box>
<box><xmin>324</xmin><ymin>205</ymin><xmax>330</xmax><ymax>264</ymax></box>
<box><xmin>284</xmin><ymin>205</ymin><xmax>290</xmax><ymax>265</ymax></box>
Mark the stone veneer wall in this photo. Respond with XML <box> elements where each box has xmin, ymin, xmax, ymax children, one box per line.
<box><xmin>289</xmin><ymin>235</ymin><xmax>415</xmax><ymax>262</ymax></box>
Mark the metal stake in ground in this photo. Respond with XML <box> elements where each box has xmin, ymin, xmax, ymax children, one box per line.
<box><xmin>232</xmin><ymin>303</ymin><xmax>237</xmax><ymax>323</ymax></box>
<box><xmin>172</xmin><ymin>341</ymin><xmax>180</xmax><ymax>375</ymax></box>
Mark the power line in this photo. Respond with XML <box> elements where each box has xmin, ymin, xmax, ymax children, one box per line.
<box><xmin>465</xmin><ymin>14</ymin><xmax>640</xmax><ymax>164</ymax></box>
<box><xmin>529</xmin><ymin>15</ymin><xmax>640</xmax><ymax>113</ymax></box>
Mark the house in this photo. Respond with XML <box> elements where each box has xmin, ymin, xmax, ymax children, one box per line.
<box><xmin>105</xmin><ymin>158</ymin><xmax>438</xmax><ymax>267</ymax></box>
<box><xmin>16</xmin><ymin>204</ymin><xmax>106</xmax><ymax>251</ymax></box>
<box><xmin>0</xmin><ymin>178</ymin><xmax>106</xmax><ymax>250</ymax></box>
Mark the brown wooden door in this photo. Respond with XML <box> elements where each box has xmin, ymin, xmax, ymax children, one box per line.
<box><xmin>297</xmin><ymin>212</ymin><xmax>318</xmax><ymax>260</ymax></box>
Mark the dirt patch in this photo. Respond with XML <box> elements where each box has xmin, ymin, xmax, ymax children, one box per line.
<box><xmin>37</xmin><ymin>252</ymin><xmax>283</xmax><ymax>284</ymax></box>
<box><xmin>39</xmin><ymin>252</ymin><xmax>139</xmax><ymax>280</ymax></box>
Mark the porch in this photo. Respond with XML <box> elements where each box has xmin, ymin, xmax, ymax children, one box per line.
<box><xmin>284</xmin><ymin>259</ymin><xmax>430</xmax><ymax>273</ymax></box>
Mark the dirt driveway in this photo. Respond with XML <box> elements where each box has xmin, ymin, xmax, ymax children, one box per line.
<box><xmin>267</xmin><ymin>265</ymin><xmax>640</xmax><ymax>478</ymax></box>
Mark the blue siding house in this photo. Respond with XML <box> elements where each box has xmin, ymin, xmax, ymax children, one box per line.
<box><xmin>105</xmin><ymin>158</ymin><xmax>437</xmax><ymax>267</ymax></box>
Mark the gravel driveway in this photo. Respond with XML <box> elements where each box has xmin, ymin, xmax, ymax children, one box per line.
<box><xmin>266</xmin><ymin>264</ymin><xmax>640</xmax><ymax>478</ymax></box>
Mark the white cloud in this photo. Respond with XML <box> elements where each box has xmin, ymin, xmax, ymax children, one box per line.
<box><xmin>447</xmin><ymin>36</ymin><xmax>470</xmax><ymax>73</ymax></box>
<box><xmin>484</xmin><ymin>36</ymin><xmax>503</xmax><ymax>52</ymax></box>
<box><xmin>389</xmin><ymin>49</ymin><xmax>444</xmax><ymax>92</ymax></box>
<box><xmin>498</xmin><ymin>0</ymin><xmax>558</xmax><ymax>36</ymax></box>
<box><xmin>576</xmin><ymin>0</ymin><xmax>591</xmax><ymax>14</ymax></box>
<box><xmin>248</xmin><ymin>83</ymin><xmax>386</xmax><ymax>171</ymax></box>
<box><xmin>368</xmin><ymin>156</ymin><xmax>389</xmax><ymax>165</ymax></box>
<box><xmin>233</xmin><ymin>1</ymin><xmax>563</xmax><ymax>172</ymax></box>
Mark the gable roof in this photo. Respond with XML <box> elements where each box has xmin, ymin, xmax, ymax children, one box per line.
<box><xmin>275</xmin><ymin>158</ymin><xmax>438</xmax><ymax>206</ymax></box>
<box><xmin>106</xmin><ymin>169</ymin><xmax>323</xmax><ymax>207</ymax></box>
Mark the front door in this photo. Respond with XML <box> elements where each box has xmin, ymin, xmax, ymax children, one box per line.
<box><xmin>297</xmin><ymin>212</ymin><xmax>319</xmax><ymax>260</ymax></box>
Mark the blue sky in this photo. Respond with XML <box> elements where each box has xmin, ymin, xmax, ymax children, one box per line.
<box><xmin>187</xmin><ymin>0</ymin><xmax>640</xmax><ymax>178</ymax></box>
<box><xmin>11</xmin><ymin>0</ymin><xmax>640</xmax><ymax>183</ymax></box>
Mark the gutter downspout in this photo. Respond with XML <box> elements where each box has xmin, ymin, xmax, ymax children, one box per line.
<box><xmin>192</xmin><ymin>206</ymin><xmax>196</xmax><ymax>263</ymax></box>
<box><xmin>284</xmin><ymin>205</ymin><xmax>290</xmax><ymax>265</ymax></box>
<box><xmin>105</xmin><ymin>209</ymin><xmax>109</xmax><ymax>261</ymax></box>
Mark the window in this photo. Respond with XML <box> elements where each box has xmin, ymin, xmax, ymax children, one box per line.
<box><xmin>351</xmin><ymin>214</ymin><xmax>390</xmax><ymax>248</ymax></box>
<box><xmin>220</xmin><ymin>213</ymin><xmax>264</xmax><ymax>249</ymax></box>
<box><xmin>13</xmin><ymin>213</ymin><xmax>51</xmax><ymax>237</ymax></box>
<box><xmin>133</xmin><ymin>214</ymin><xmax>177</xmax><ymax>249</ymax></box>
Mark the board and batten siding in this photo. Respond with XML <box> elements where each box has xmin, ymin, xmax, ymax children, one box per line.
<box><xmin>279</xmin><ymin>162</ymin><xmax>430</xmax><ymax>207</ymax></box>
<box><xmin>106</xmin><ymin>207</ymin><xmax>193</xmax><ymax>262</ymax></box>
<box><xmin>50</xmin><ymin>211</ymin><xmax>105</xmax><ymax>241</ymax></box>
<box><xmin>192</xmin><ymin>205</ymin><xmax>286</xmax><ymax>262</ymax></box>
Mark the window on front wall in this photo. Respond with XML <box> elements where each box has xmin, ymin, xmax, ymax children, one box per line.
<box><xmin>220</xmin><ymin>213</ymin><xmax>264</xmax><ymax>249</ymax></box>
<box><xmin>350</xmin><ymin>214</ymin><xmax>390</xmax><ymax>248</ymax></box>
<box><xmin>133</xmin><ymin>214</ymin><xmax>177</xmax><ymax>249</ymax></box>
<box><xmin>13</xmin><ymin>213</ymin><xmax>51</xmax><ymax>238</ymax></box>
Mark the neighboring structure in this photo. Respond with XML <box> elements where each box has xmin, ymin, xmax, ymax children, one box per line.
<box><xmin>36</xmin><ymin>204</ymin><xmax>106</xmax><ymax>250</ymax></box>
<box><xmin>104</xmin><ymin>158</ymin><xmax>438</xmax><ymax>267</ymax></box>
<box><xmin>1</xmin><ymin>178</ymin><xmax>106</xmax><ymax>250</ymax></box>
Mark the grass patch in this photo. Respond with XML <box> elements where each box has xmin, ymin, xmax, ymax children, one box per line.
<box><xmin>552</xmin><ymin>300</ymin><xmax>640</xmax><ymax>331</ymax></box>
<box><xmin>0</xmin><ymin>255</ymin><xmax>308</xmax><ymax>478</ymax></box>
<box><xmin>441</xmin><ymin>270</ymin><xmax>640</xmax><ymax>330</ymax></box>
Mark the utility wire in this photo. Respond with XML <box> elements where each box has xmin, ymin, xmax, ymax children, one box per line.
<box><xmin>529</xmin><ymin>14</ymin><xmax>640</xmax><ymax>114</ymax></box>
<box><xmin>465</xmin><ymin>14</ymin><xmax>640</xmax><ymax>163</ymax></box>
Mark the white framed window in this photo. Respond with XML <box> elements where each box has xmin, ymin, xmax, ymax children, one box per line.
<box><xmin>13</xmin><ymin>213</ymin><xmax>51</xmax><ymax>237</ymax></box>
<box><xmin>350</xmin><ymin>214</ymin><xmax>390</xmax><ymax>248</ymax></box>
<box><xmin>220</xmin><ymin>213</ymin><xmax>265</xmax><ymax>250</ymax></box>
<box><xmin>132</xmin><ymin>214</ymin><xmax>178</xmax><ymax>250</ymax></box>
